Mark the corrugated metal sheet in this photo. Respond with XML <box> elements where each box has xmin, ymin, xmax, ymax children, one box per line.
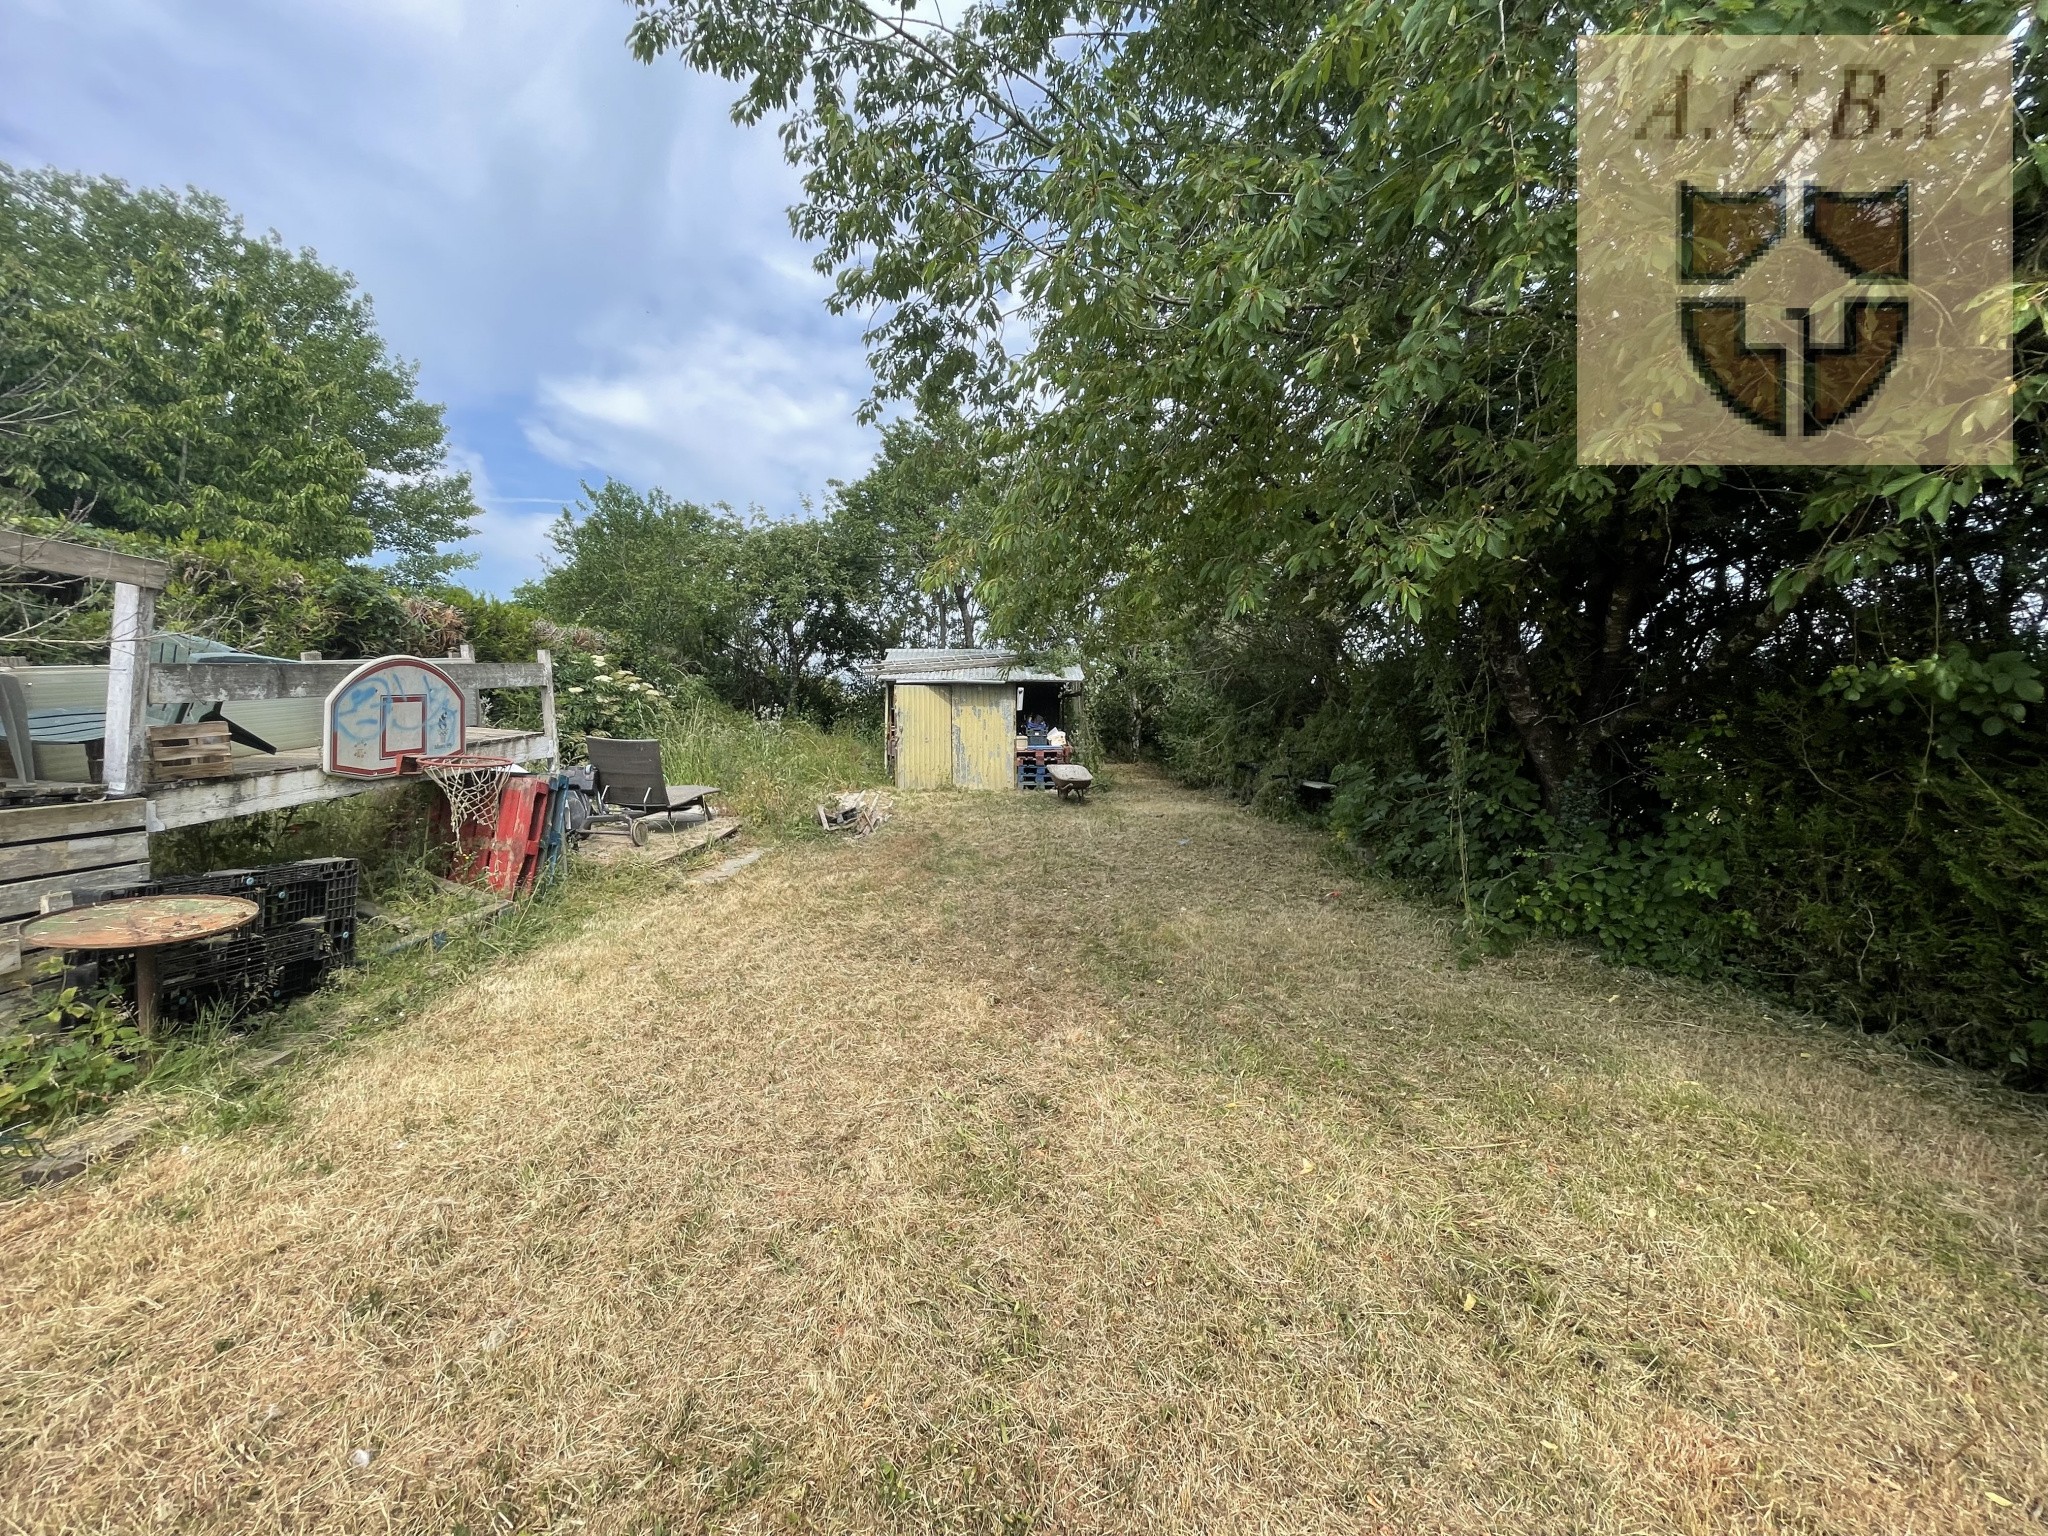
<box><xmin>871</xmin><ymin>648</ymin><xmax>1083</xmax><ymax>687</ymax></box>
<box><xmin>894</xmin><ymin>683</ymin><xmax>954</xmax><ymax>790</ymax></box>
<box><xmin>950</xmin><ymin>684</ymin><xmax>1014</xmax><ymax>791</ymax></box>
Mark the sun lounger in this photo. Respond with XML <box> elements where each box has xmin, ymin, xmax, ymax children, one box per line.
<box><xmin>584</xmin><ymin>736</ymin><xmax>721</xmax><ymax>843</ymax></box>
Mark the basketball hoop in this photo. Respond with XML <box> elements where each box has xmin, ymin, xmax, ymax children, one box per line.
<box><xmin>419</xmin><ymin>753</ymin><xmax>514</xmax><ymax>833</ymax></box>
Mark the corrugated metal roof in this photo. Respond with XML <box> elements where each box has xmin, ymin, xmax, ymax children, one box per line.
<box><xmin>869</xmin><ymin>648</ymin><xmax>1084</xmax><ymax>686</ymax></box>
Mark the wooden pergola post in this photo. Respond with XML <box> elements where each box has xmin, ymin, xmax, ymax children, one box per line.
<box><xmin>536</xmin><ymin>649</ymin><xmax>558</xmax><ymax>752</ymax></box>
<box><xmin>103</xmin><ymin>581</ymin><xmax>157</xmax><ymax>796</ymax></box>
<box><xmin>0</xmin><ymin>531</ymin><xmax>170</xmax><ymax>798</ymax></box>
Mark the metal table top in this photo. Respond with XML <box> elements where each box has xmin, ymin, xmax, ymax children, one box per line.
<box><xmin>22</xmin><ymin>894</ymin><xmax>260</xmax><ymax>952</ymax></box>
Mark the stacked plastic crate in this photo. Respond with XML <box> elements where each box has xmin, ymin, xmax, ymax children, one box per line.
<box><xmin>116</xmin><ymin>858</ymin><xmax>359</xmax><ymax>1019</ymax></box>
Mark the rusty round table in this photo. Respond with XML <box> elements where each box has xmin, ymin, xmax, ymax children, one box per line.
<box><xmin>23</xmin><ymin>895</ymin><xmax>260</xmax><ymax>1038</ymax></box>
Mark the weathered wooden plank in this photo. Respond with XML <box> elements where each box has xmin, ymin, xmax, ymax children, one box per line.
<box><xmin>0</xmin><ymin>830</ymin><xmax>150</xmax><ymax>884</ymax></box>
<box><xmin>0</xmin><ymin>529</ymin><xmax>170</xmax><ymax>589</ymax></box>
<box><xmin>9</xmin><ymin>1101</ymin><xmax>189</xmax><ymax>1189</ymax></box>
<box><xmin>687</xmin><ymin>847</ymin><xmax>766</xmax><ymax>885</ymax></box>
<box><xmin>149</xmin><ymin>659</ymin><xmax>550</xmax><ymax>704</ymax></box>
<box><xmin>103</xmin><ymin>582</ymin><xmax>154</xmax><ymax>795</ymax></box>
<box><xmin>151</xmin><ymin>760</ymin><xmax>238</xmax><ymax>782</ymax></box>
<box><xmin>145</xmin><ymin>730</ymin><xmax>557</xmax><ymax>830</ymax></box>
<box><xmin>147</xmin><ymin>721</ymin><xmax>231</xmax><ymax>748</ymax></box>
<box><xmin>0</xmin><ymin>950</ymin><xmax>64</xmax><ymax>993</ymax></box>
<box><xmin>0</xmin><ymin>796</ymin><xmax>145</xmax><ymax>843</ymax></box>
<box><xmin>537</xmin><ymin>649</ymin><xmax>558</xmax><ymax>747</ymax></box>
<box><xmin>1</xmin><ymin>862</ymin><xmax>151</xmax><ymax>924</ymax></box>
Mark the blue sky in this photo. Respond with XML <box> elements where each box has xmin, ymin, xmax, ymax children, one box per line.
<box><xmin>0</xmin><ymin>0</ymin><xmax>882</xmax><ymax>595</ymax></box>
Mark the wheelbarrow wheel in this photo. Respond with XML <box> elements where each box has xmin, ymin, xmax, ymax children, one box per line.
<box><xmin>560</xmin><ymin>787</ymin><xmax>594</xmax><ymax>844</ymax></box>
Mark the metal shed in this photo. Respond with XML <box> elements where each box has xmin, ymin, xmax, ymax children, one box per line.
<box><xmin>870</xmin><ymin>649</ymin><xmax>1084</xmax><ymax>791</ymax></box>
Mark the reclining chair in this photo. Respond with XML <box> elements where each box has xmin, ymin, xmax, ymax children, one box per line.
<box><xmin>583</xmin><ymin>737</ymin><xmax>721</xmax><ymax>846</ymax></box>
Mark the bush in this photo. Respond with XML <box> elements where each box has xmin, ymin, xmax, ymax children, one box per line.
<box><xmin>442</xmin><ymin>590</ymin><xmax>544</xmax><ymax>663</ymax></box>
<box><xmin>1142</xmin><ymin>615</ymin><xmax>2048</xmax><ymax>1081</ymax></box>
<box><xmin>159</xmin><ymin>542</ymin><xmax>427</xmax><ymax>658</ymax></box>
<box><xmin>0</xmin><ymin>988</ymin><xmax>147</xmax><ymax>1134</ymax></box>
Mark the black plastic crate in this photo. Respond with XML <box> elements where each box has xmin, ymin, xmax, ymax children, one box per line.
<box><xmin>110</xmin><ymin>858</ymin><xmax>361</xmax><ymax>1021</ymax></box>
<box><xmin>143</xmin><ymin>858</ymin><xmax>358</xmax><ymax>947</ymax></box>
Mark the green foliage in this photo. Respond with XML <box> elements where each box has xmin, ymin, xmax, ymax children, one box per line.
<box><xmin>518</xmin><ymin>481</ymin><xmax>735</xmax><ymax>672</ymax></box>
<box><xmin>0</xmin><ymin>987</ymin><xmax>147</xmax><ymax>1132</ymax></box>
<box><xmin>554</xmin><ymin>649</ymin><xmax>680</xmax><ymax>759</ymax></box>
<box><xmin>151</xmin><ymin>776</ymin><xmax>442</xmax><ymax>892</ymax></box>
<box><xmin>157</xmin><ymin>541</ymin><xmax>425</xmax><ymax>658</ymax></box>
<box><xmin>654</xmin><ymin>689</ymin><xmax>881</xmax><ymax>833</ymax></box>
<box><xmin>1825</xmin><ymin>648</ymin><xmax>2046</xmax><ymax>758</ymax></box>
<box><xmin>441</xmin><ymin>590</ymin><xmax>544</xmax><ymax>663</ymax></box>
<box><xmin>632</xmin><ymin>0</ymin><xmax>2048</xmax><ymax>1077</ymax></box>
<box><xmin>1303</xmin><ymin>672</ymin><xmax>2048</xmax><ymax>1072</ymax></box>
<box><xmin>0</xmin><ymin>164</ymin><xmax>477</xmax><ymax>576</ymax></box>
<box><xmin>521</xmin><ymin>479</ymin><xmax>886</xmax><ymax>721</ymax></box>
<box><xmin>831</xmin><ymin>407</ymin><xmax>997</xmax><ymax>647</ymax></box>
<box><xmin>726</xmin><ymin>513</ymin><xmax>887</xmax><ymax>717</ymax></box>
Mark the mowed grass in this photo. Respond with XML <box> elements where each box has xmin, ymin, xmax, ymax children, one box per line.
<box><xmin>1</xmin><ymin>768</ymin><xmax>2044</xmax><ymax>1534</ymax></box>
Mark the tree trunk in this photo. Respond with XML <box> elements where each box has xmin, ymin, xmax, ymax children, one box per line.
<box><xmin>1488</xmin><ymin>612</ymin><xmax>1574</xmax><ymax>815</ymax></box>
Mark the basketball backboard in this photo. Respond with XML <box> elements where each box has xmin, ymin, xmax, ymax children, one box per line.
<box><xmin>322</xmin><ymin>656</ymin><xmax>466</xmax><ymax>778</ymax></box>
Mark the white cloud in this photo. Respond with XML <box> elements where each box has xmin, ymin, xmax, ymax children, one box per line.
<box><xmin>437</xmin><ymin>445</ymin><xmax>564</xmax><ymax>593</ymax></box>
<box><xmin>529</xmin><ymin>321</ymin><xmax>878</xmax><ymax>509</ymax></box>
<box><xmin>0</xmin><ymin>0</ymin><xmax>888</xmax><ymax>591</ymax></box>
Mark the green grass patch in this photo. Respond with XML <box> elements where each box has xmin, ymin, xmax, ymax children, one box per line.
<box><xmin>653</xmin><ymin>694</ymin><xmax>882</xmax><ymax>834</ymax></box>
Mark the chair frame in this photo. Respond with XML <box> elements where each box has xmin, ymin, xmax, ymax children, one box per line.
<box><xmin>583</xmin><ymin>737</ymin><xmax>721</xmax><ymax>844</ymax></box>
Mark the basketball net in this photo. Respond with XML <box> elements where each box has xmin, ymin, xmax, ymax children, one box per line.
<box><xmin>420</xmin><ymin>753</ymin><xmax>514</xmax><ymax>833</ymax></box>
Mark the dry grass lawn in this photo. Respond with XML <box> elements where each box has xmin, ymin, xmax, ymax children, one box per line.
<box><xmin>3</xmin><ymin>768</ymin><xmax>2046</xmax><ymax>1534</ymax></box>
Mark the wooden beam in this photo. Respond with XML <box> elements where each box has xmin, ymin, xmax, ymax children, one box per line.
<box><xmin>0</xmin><ymin>796</ymin><xmax>145</xmax><ymax>844</ymax></box>
<box><xmin>452</xmin><ymin>644</ymin><xmax>479</xmax><ymax>725</ymax></box>
<box><xmin>145</xmin><ymin>729</ymin><xmax>557</xmax><ymax>831</ymax></box>
<box><xmin>149</xmin><ymin>658</ymin><xmax>550</xmax><ymax>704</ymax></box>
<box><xmin>103</xmin><ymin>582</ymin><xmax>155</xmax><ymax>795</ymax></box>
<box><xmin>0</xmin><ymin>830</ymin><xmax>150</xmax><ymax>884</ymax></box>
<box><xmin>3</xmin><ymin>862</ymin><xmax>151</xmax><ymax>925</ymax></box>
<box><xmin>1</xmin><ymin>952</ymin><xmax>66</xmax><ymax>996</ymax></box>
<box><xmin>537</xmin><ymin>649</ymin><xmax>558</xmax><ymax>751</ymax></box>
<box><xmin>0</xmin><ymin>530</ymin><xmax>169</xmax><ymax>590</ymax></box>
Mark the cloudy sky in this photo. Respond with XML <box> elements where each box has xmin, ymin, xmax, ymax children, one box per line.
<box><xmin>0</xmin><ymin>0</ymin><xmax>882</xmax><ymax>594</ymax></box>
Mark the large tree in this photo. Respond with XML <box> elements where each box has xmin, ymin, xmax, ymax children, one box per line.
<box><xmin>831</xmin><ymin>406</ymin><xmax>996</xmax><ymax>648</ymax></box>
<box><xmin>523</xmin><ymin>479</ymin><xmax>886</xmax><ymax>717</ymax></box>
<box><xmin>625</xmin><ymin>0</ymin><xmax>2047</xmax><ymax>809</ymax></box>
<box><xmin>729</xmin><ymin>512</ymin><xmax>889</xmax><ymax>714</ymax></box>
<box><xmin>0</xmin><ymin>165</ymin><xmax>479</xmax><ymax>581</ymax></box>
<box><xmin>521</xmin><ymin>479</ymin><xmax>739</xmax><ymax>667</ymax></box>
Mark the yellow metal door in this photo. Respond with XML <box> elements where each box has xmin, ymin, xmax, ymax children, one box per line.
<box><xmin>950</xmin><ymin>684</ymin><xmax>1015</xmax><ymax>791</ymax></box>
<box><xmin>895</xmin><ymin>683</ymin><xmax>954</xmax><ymax>789</ymax></box>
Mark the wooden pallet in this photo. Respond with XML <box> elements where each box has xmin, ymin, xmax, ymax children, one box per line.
<box><xmin>0</xmin><ymin>797</ymin><xmax>150</xmax><ymax>924</ymax></box>
<box><xmin>148</xmin><ymin>721</ymin><xmax>234</xmax><ymax>781</ymax></box>
<box><xmin>0</xmin><ymin>796</ymin><xmax>146</xmax><ymax>1022</ymax></box>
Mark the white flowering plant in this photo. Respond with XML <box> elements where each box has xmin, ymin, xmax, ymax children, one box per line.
<box><xmin>548</xmin><ymin>647</ymin><xmax>674</xmax><ymax>753</ymax></box>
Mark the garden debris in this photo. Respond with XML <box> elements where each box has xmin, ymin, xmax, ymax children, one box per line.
<box><xmin>9</xmin><ymin>1100</ymin><xmax>189</xmax><ymax>1191</ymax></box>
<box><xmin>816</xmin><ymin>790</ymin><xmax>891</xmax><ymax>834</ymax></box>
<box><xmin>370</xmin><ymin>879</ymin><xmax>512</xmax><ymax>956</ymax></box>
<box><xmin>577</xmin><ymin>817</ymin><xmax>741</xmax><ymax>867</ymax></box>
<box><xmin>688</xmin><ymin>847</ymin><xmax>766</xmax><ymax>885</ymax></box>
